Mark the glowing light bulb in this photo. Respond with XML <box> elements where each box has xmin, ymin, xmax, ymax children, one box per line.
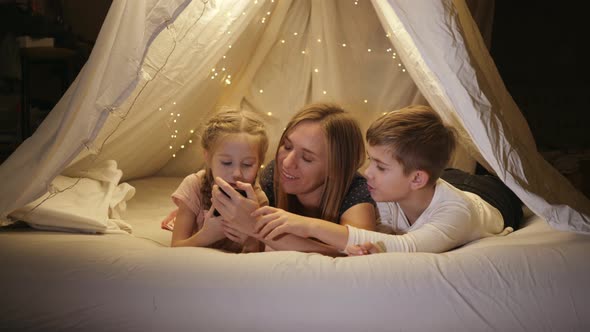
<box><xmin>280</xmin><ymin>39</ymin><xmax>285</xmax><ymax>43</ymax></box>
<box><xmin>173</xmin><ymin>119</ymin><xmax>177</xmax><ymax>123</ymax></box>
<box><xmin>170</xmin><ymin>112</ymin><xmax>174</xmax><ymax>116</ymax></box>
<box><xmin>176</xmin><ymin>113</ymin><xmax>180</xmax><ymax>117</ymax></box>
<box><xmin>314</xmin><ymin>68</ymin><xmax>319</xmax><ymax>73</ymax></box>
<box><xmin>225</xmin><ymin>79</ymin><xmax>232</xmax><ymax>85</ymax></box>
<box><xmin>189</xmin><ymin>140</ymin><xmax>193</xmax><ymax>143</ymax></box>
<box><xmin>173</xmin><ymin>154</ymin><xmax>176</xmax><ymax>158</ymax></box>
<box><xmin>293</xmin><ymin>32</ymin><xmax>298</xmax><ymax>36</ymax></box>
<box><xmin>364</xmin><ymin>99</ymin><xmax>368</xmax><ymax>103</ymax></box>
<box><xmin>190</xmin><ymin>129</ymin><xmax>195</xmax><ymax>133</ymax></box>
<box><xmin>175</xmin><ymin>129</ymin><xmax>178</xmax><ymax>133</ymax></box>
<box><xmin>169</xmin><ymin>146</ymin><xmax>173</xmax><ymax>149</ymax></box>
<box><xmin>181</xmin><ymin>145</ymin><xmax>185</xmax><ymax>149</ymax></box>
<box><xmin>259</xmin><ymin>89</ymin><xmax>264</xmax><ymax>93</ymax></box>
<box><xmin>368</xmin><ymin>48</ymin><xmax>372</xmax><ymax>52</ymax></box>
<box><xmin>402</xmin><ymin>69</ymin><xmax>406</xmax><ymax>72</ymax></box>
<box><xmin>317</xmin><ymin>38</ymin><xmax>322</xmax><ymax>43</ymax></box>
<box><xmin>158</xmin><ymin>107</ymin><xmax>162</xmax><ymax>111</ymax></box>
<box><xmin>342</xmin><ymin>43</ymin><xmax>347</xmax><ymax>47</ymax></box>
<box><xmin>267</xmin><ymin>112</ymin><xmax>272</xmax><ymax>116</ymax></box>
<box><xmin>323</xmin><ymin>90</ymin><xmax>327</xmax><ymax>95</ymax></box>
<box><xmin>301</xmin><ymin>50</ymin><xmax>306</xmax><ymax>54</ymax></box>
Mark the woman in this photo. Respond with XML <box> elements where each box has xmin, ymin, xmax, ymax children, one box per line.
<box><xmin>212</xmin><ymin>103</ymin><xmax>375</xmax><ymax>255</ymax></box>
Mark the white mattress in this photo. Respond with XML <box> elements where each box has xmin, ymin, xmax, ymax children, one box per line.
<box><xmin>1</xmin><ymin>177</ymin><xmax>589</xmax><ymax>331</ymax></box>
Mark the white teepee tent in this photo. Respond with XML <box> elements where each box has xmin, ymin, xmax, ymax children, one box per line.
<box><xmin>0</xmin><ymin>0</ymin><xmax>588</xmax><ymax>233</ymax></box>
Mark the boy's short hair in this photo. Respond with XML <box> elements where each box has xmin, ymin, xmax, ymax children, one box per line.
<box><xmin>366</xmin><ymin>105</ymin><xmax>456</xmax><ymax>184</ymax></box>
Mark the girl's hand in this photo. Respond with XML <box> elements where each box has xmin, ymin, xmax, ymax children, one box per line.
<box><xmin>212</xmin><ymin>177</ymin><xmax>259</xmax><ymax>236</ymax></box>
<box><xmin>252</xmin><ymin>206</ymin><xmax>311</xmax><ymax>240</ymax></box>
<box><xmin>199</xmin><ymin>208</ymin><xmax>227</xmax><ymax>243</ymax></box>
<box><xmin>220</xmin><ymin>220</ymin><xmax>249</xmax><ymax>244</ymax></box>
<box><xmin>345</xmin><ymin>241</ymin><xmax>385</xmax><ymax>256</ymax></box>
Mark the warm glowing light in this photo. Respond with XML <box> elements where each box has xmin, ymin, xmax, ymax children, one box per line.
<box><xmin>402</xmin><ymin>69</ymin><xmax>406</xmax><ymax>72</ymax></box>
<box><xmin>225</xmin><ymin>79</ymin><xmax>232</xmax><ymax>85</ymax></box>
<box><xmin>322</xmin><ymin>90</ymin><xmax>327</xmax><ymax>95</ymax></box>
<box><xmin>267</xmin><ymin>112</ymin><xmax>272</xmax><ymax>116</ymax></box>
<box><xmin>364</xmin><ymin>99</ymin><xmax>368</xmax><ymax>103</ymax></box>
<box><xmin>259</xmin><ymin>89</ymin><xmax>264</xmax><ymax>93</ymax></box>
<box><xmin>280</xmin><ymin>39</ymin><xmax>285</xmax><ymax>43</ymax></box>
<box><xmin>176</xmin><ymin>113</ymin><xmax>180</xmax><ymax>117</ymax></box>
<box><xmin>317</xmin><ymin>38</ymin><xmax>322</xmax><ymax>43</ymax></box>
<box><xmin>175</xmin><ymin>130</ymin><xmax>178</xmax><ymax>133</ymax></box>
<box><xmin>158</xmin><ymin>107</ymin><xmax>162</xmax><ymax>111</ymax></box>
<box><xmin>169</xmin><ymin>146</ymin><xmax>173</xmax><ymax>149</ymax></box>
<box><xmin>368</xmin><ymin>48</ymin><xmax>372</xmax><ymax>52</ymax></box>
<box><xmin>189</xmin><ymin>139</ymin><xmax>193</xmax><ymax>143</ymax></box>
<box><xmin>301</xmin><ymin>50</ymin><xmax>306</xmax><ymax>54</ymax></box>
<box><xmin>190</xmin><ymin>129</ymin><xmax>195</xmax><ymax>133</ymax></box>
<box><xmin>314</xmin><ymin>68</ymin><xmax>319</xmax><ymax>73</ymax></box>
<box><xmin>173</xmin><ymin>119</ymin><xmax>177</xmax><ymax>123</ymax></box>
<box><xmin>173</xmin><ymin>154</ymin><xmax>176</xmax><ymax>158</ymax></box>
<box><xmin>293</xmin><ymin>32</ymin><xmax>298</xmax><ymax>36</ymax></box>
<box><xmin>228</xmin><ymin>45</ymin><xmax>232</xmax><ymax>48</ymax></box>
<box><xmin>181</xmin><ymin>145</ymin><xmax>185</xmax><ymax>149</ymax></box>
<box><xmin>342</xmin><ymin>43</ymin><xmax>347</xmax><ymax>47</ymax></box>
<box><xmin>170</xmin><ymin>112</ymin><xmax>174</xmax><ymax>116</ymax></box>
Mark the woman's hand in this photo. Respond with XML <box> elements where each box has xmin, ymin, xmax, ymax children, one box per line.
<box><xmin>212</xmin><ymin>177</ymin><xmax>260</xmax><ymax>236</ymax></box>
<box><xmin>252</xmin><ymin>206</ymin><xmax>312</xmax><ymax>240</ymax></box>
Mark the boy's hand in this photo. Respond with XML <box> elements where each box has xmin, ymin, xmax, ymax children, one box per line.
<box><xmin>252</xmin><ymin>206</ymin><xmax>311</xmax><ymax>240</ymax></box>
<box><xmin>345</xmin><ymin>241</ymin><xmax>386</xmax><ymax>256</ymax></box>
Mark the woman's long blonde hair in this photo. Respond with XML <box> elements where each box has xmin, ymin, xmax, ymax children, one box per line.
<box><xmin>200</xmin><ymin>109</ymin><xmax>268</xmax><ymax>210</ymax></box>
<box><xmin>274</xmin><ymin>104</ymin><xmax>365</xmax><ymax>222</ymax></box>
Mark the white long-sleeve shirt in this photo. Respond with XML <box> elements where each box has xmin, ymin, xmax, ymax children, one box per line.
<box><xmin>346</xmin><ymin>179</ymin><xmax>512</xmax><ymax>253</ymax></box>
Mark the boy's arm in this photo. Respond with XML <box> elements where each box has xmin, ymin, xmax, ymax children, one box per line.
<box><xmin>346</xmin><ymin>207</ymin><xmax>473</xmax><ymax>253</ymax></box>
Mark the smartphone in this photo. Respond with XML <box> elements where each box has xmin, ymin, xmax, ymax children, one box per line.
<box><xmin>213</xmin><ymin>187</ymin><xmax>248</xmax><ymax>217</ymax></box>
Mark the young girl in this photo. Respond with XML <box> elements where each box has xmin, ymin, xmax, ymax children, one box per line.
<box><xmin>161</xmin><ymin>108</ymin><xmax>269</xmax><ymax>253</ymax></box>
<box><xmin>252</xmin><ymin>105</ymin><xmax>522</xmax><ymax>255</ymax></box>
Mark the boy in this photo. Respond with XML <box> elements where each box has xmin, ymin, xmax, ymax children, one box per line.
<box><xmin>252</xmin><ymin>105</ymin><xmax>521</xmax><ymax>255</ymax></box>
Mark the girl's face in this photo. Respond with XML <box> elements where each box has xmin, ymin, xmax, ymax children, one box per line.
<box><xmin>277</xmin><ymin>121</ymin><xmax>328</xmax><ymax>199</ymax></box>
<box><xmin>208</xmin><ymin>133</ymin><xmax>261</xmax><ymax>187</ymax></box>
<box><xmin>363</xmin><ymin>144</ymin><xmax>413</xmax><ymax>202</ymax></box>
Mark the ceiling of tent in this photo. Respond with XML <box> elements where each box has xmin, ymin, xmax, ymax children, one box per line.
<box><xmin>65</xmin><ymin>0</ymin><xmax>435</xmax><ymax>180</ymax></box>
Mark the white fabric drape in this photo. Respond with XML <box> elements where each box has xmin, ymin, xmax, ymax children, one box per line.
<box><xmin>1</xmin><ymin>0</ymin><xmax>588</xmax><ymax>233</ymax></box>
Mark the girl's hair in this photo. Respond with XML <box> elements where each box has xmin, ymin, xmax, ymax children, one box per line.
<box><xmin>366</xmin><ymin>105</ymin><xmax>456</xmax><ymax>185</ymax></box>
<box><xmin>200</xmin><ymin>108</ymin><xmax>269</xmax><ymax>210</ymax></box>
<box><xmin>273</xmin><ymin>103</ymin><xmax>365</xmax><ymax>222</ymax></box>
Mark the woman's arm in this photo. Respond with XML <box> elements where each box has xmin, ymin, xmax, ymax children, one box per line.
<box><xmin>170</xmin><ymin>201</ymin><xmax>226</xmax><ymax>247</ymax></box>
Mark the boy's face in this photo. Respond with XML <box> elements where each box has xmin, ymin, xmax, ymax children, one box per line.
<box><xmin>208</xmin><ymin>133</ymin><xmax>261</xmax><ymax>187</ymax></box>
<box><xmin>363</xmin><ymin>144</ymin><xmax>414</xmax><ymax>202</ymax></box>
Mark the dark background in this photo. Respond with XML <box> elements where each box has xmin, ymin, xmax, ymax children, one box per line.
<box><xmin>1</xmin><ymin>1</ymin><xmax>588</xmax><ymax>198</ymax></box>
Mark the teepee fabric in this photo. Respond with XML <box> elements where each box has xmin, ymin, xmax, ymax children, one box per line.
<box><xmin>0</xmin><ymin>0</ymin><xmax>588</xmax><ymax>233</ymax></box>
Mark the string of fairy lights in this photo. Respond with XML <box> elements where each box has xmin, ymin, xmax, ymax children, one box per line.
<box><xmin>159</xmin><ymin>0</ymin><xmax>406</xmax><ymax>159</ymax></box>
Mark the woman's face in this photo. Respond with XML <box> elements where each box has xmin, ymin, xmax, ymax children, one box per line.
<box><xmin>277</xmin><ymin>121</ymin><xmax>328</xmax><ymax>200</ymax></box>
<box><xmin>208</xmin><ymin>133</ymin><xmax>261</xmax><ymax>187</ymax></box>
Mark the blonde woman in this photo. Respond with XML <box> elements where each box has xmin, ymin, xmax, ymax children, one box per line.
<box><xmin>213</xmin><ymin>104</ymin><xmax>376</xmax><ymax>255</ymax></box>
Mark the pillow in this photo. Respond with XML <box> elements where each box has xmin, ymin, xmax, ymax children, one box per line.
<box><xmin>10</xmin><ymin>160</ymin><xmax>135</xmax><ymax>234</ymax></box>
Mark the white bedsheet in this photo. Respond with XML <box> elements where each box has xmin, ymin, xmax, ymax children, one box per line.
<box><xmin>1</xmin><ymin>177</ymin><xmax>589</xmax><ymax>331</ymax></box>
